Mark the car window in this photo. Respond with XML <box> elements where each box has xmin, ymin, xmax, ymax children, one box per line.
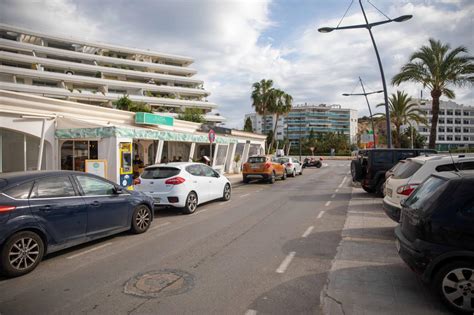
<box><xmin>435</xmin><ymin>161</ymin><xmax>474</xmax><ymax>172</ymax></box>
<box><xmin>186</xmin><ymin>164</ymin><xmax>202</xmax><ymax>176</ymax></box>
<box><xmin>3</xmin><ymin>181</ymin><xmax>34</xmax><ymax>199</ymax></box>
<box><xmin>248</xmin><ymin>157</ymin><xmax>266</xmax><ymax>163</ymax></box>
<box><xmin>142</xmin><ymin>167</ymin><xmax>180</xmax><ymax>179</ymax></box>
<box><xmin>76</xmin><ymin>175</ymin><xmax>115</xmax><ymax>196</ymax></box>
<box><xmin>393</xmin><ymin>160</ymin><xmax>423</xmax><ymax>179</ymax></box>
<box><xmin>278</xmin><ymin>158</ymin><xmax>290</xmax><ymax>163</ymax></box>
<box><xmin>396</xmin><ymin>151</ymin><xmax>416</xmax><ymax>160</ymax></box>
<box><xmin>404</xmin><ymin>176</ymin><xmax>447</xmax><ymax>211</ymax></box>
<box><xmin>373</xmin><ymin>151</ymin><xmax>392</xmax><ymax>164</ymax></box>
<box><xmin>200</xmin><ymin>165</ymin><xmax>218</xmax><ymax>177</ymax></box>
<box><xmin>31</xmin><ymin>176</ymin><xmax>76</xmax><ymax>198</ymax></box>
<box><xmin>459</xmin><ymin>161</ymin><xmax>474</xmax><ymax>170</ymax></box>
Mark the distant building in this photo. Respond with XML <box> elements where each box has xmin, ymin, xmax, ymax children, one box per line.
<box><xmin>245</xmin><ymin>104</ymin><xmax>358</xmax><ymax>145</ymax></box>
<box><xmin>413</xmin><ymin>99</ymin><xmax>474</xmax><ymax>150</ymax></box>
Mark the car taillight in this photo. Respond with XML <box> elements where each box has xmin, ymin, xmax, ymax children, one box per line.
<box><xmin>0</xmin><ymin>205</ymin><xmax>16</xmax><ymax>213</ymax></box>
<box><xmin>264</xmin><ymin>163</ymin><xmax>272</xmax><ymax>169</ymax></box>
<box><xmin>165</xmin><ymin>177</ymin><xmax>186</xmax><ymax>185</ymax></box>
<box><xmin>320</xmin><ymin>157</ymin><xmax>323</xmax><ymax>161</ymax></box>
<box><xmin>397</xmin><ymin>184</ymin><xmax>419</xmax><ymax>196</ymax></box>
<box><xmin>134</xmin><ymin>178</ymin><xmax>141</xmax><ymax>185</ymax></box>
<box><xmin>286</xmin><ymin>163</ymin><xmax>293</xmax><ymax>167</ymax></box>
<box><xmin>243</xmin><ymin>163</ymin><xmax>249</xmax><ymax>169</ymax></box>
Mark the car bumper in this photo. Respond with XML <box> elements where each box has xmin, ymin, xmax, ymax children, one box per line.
<box><xmin>394</xmin><ymin>226</ymin><xmax>431</xmax><ymax>281</ymax></box>
<box><xmin>383</xmin><ymin>198</ymin><xmax>401</xmax><ymax>222</ymax></box>
<box><xmin>142</xmin><ymin>191</ymin><xmax>186</xmax><ymax>208</ymax></box>
<box><xmin>243</xmin><ymin>173</ymin><xmax>271</xmax><ymax>180</ymax></box>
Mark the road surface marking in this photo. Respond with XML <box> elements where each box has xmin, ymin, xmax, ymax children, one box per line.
<box><xmin>317</xmin><ymin>211</ymin><xmax>325</xmax><ymax>219</ymax></box>
<box><xmin>331</xmin><ymin>194</ymin><xmax>336</xmax><ymax>198</ymax></box>
<box><xmin>195</xmin><ymin>208</ymin><xmax>210</xmax><ymax>215</ymax></box>
<box><xmin>325</xmin><ymin>201</ymin><xmax>331</xmax><ymax>207</ymax></box>
<box><xmin>218</xmin><ymin>202</ymin><xmax>228</xmax><ymax>206</ymax></box>
<box><xmin>66</xmin><ymin>242</ymin><xmax>113</xmax><ymax>259</ymax></box>
<box><xmin>240</xmin><ymin>193</ymin><xmax>250</xmax><ymax>198</ymax></box>
<box><xmin>245</xmin><ymin>310</ymin><xmax>257</xmax><ymax>315</ymax></box>
<box><xmin>338</xmin><ymin>176</ymin><xmax>347</xmax><ymax>188</ymax></box>
<box><xmin>276</xmin><ymin>252</ymin><xmax>296</xmax><ymax>273</ymax></box>
<box><xmin>150</xmin><ymin>221</ymin><xmax>171</xmax><ymax>231</ymax></box>
<box><xmin>335</xmin><ymin>188</ymin><xmax>339</xmax><ymax>193</ymax></box>
<box><xmin>302</xmin><ymin>226</ymin><xmax>314</xmax><ymax>238</ymax></box>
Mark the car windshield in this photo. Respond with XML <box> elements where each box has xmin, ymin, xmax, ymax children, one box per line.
<box><xmin>393</xmin><ymin>160</ymin><xmax>423</xmax><ymax>179</ymax></box>
<box><xmin>248</xmin><ymin>157</ymin><xmax>266</xmax><ymax>163</ymax></box>
<box><xmin>404</xmin><ymin>176</ymin><xmax>447</xmax><ymax>211</ymax></box>
<box><xmin>141</xmin><ymin>167</ymin><xmax>180</xmax><ymax>179</ymax></box>
<box><xmin>278</xmin><ymin>158</ymin><xmax>290</xmax><ymax>163</ymax></box>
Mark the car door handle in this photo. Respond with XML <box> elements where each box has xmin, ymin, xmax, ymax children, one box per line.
<box><xmin>39</xmin><ymin>205</ymin><xmax>52</xmax><ymax>212</ymax></box>
<box><xmin>90</xmin><ymin>201</ymin><xmax>101</xmax><ymax>207</ymax></box>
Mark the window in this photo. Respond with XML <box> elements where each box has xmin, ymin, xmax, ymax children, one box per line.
<box><xmin>393</xmin><ymin>160</ymin><xmax>423</xmax><ymax>179</ymax></box>
<box><xmin>373</xmin><ymin>151</ymin><xmax>392</xmax><ymax>164</ymax></box>
<box><xmin>438</xmin><ymin>135</ymin><xmax>445</xmax><ymax>141</ymax></box>
<box><xmin>396</xmin><ymin>151</ymin><xmax>416</xmax><ymax>160</ymax></box>
<box><xmin>447</xmin><ymin>136</ymin><xmax>453</xmax><ymax>141</ymax></box>
<box><xmin>438</xmin><ymin>127</ymin><xmax>445</xmax><ymax>132</ymax></box>
<box><xmin>248</xmin><ymin>156</ymin><xmax>266</xmax><ymax>163</ymax></box>
<box><xmin>438</xmin><ymin>119</ymin><xmax>445</xmax><ymax>124</ymax></box>
<box><xmin>464</xmin><ymin>111</ymin><xmax>470</xmax><ymax>116</ymax></box>
<box><xmin>464</xmin><ymin>136</ymin><xmax>470</xmax><ymax>141</ymax></box>
<box><xmin>455</xmin><ymin>119</ymin><xmax>461</xmax><ymax>124</ymax></box>
<box><xmin>455</xmin><ymin>136</ymin><xmax>461</xmax><ymax>141</ymax></box>
<box><xmin>186</xmin><ymin>164</ymin><xmax>203</xmax><ymax>176</ymax></box>
<box><xmin>142</xmin><ymin>167</ymin><xmax>180</xmax><ymax>179</ymax></box>
<box><xmin>61</xmin><ymin>140</ymin><xmax>98</xmax><ymax>172</ymax></box>
<box><xmin>201</xmin><ymin>165</ymin><xmax>219</xmax><ymax>177</ymax></box>
<box><xmin>0</xmin><ymin>128</ymin><xmax>46</xmax><ymax>172</ymax></box>
<box><xmin>447</xmin><ymin>127</ymin><xmax>453</xmax><ymax>132</ymax></box>
<box><xmin>464</xmin><ymin>120</ymin><xmax>470</xmax><ymax>125</ymax></box>
<box><xmin>455</xmin><ymin>127</ymin><xmax>461</xmax><ymax>133</ymax></box>
<box><xmin>31</xmin><ymin>176</ymin><xmax>76</xmax><ymax>198</ymax></box>
<box><xmin>436</xmin><ymin>162</ymin><xmax>474</xmax><ymax>172</ymax></box>
<box><xmin>464</xmin><ymin>128</ymin><xmax>470</xmax><ymax>133</ymax></box>
<box><xmin>447</xmin><ymin>119</ymin><xmax>453</xmax><ymax>124</ymax></box>
<box><xmin>447</xmin><ymin>110</ymin><xmax>453</xmax><ymax>115</ymax></box>
<box><xmin>76</xmin><ymin>175</ymin><xmax>115</xmax><ymax>196</ymax></box>
<box><xmin>4</xmin><ymin>181</ymin><xmax>34</xmax><ymax>199</ymax></box>
<box><xmin>455</xmin><ymin>110</ymin><xmax>461</xmax><ymax>116</ymax></box>
<box><xmin>405</xmin><ymin>176</ymin><xmax>447</xmax><ymax>212</ymax></box>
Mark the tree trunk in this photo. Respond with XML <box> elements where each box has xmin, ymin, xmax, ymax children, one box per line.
<box><xmin>429</xmin><ymin>90</ymin><xmax>442</xmax><ymax>149</ymax></box>
<box><xmin>395</xmin><ymin>124</ymin><xmax>401</xmax><ymax>148</ymax></box>
<box><xmin>269</xmin><ymin>114</ymin><xmax>279</xmax><ymax>152</ymax></box>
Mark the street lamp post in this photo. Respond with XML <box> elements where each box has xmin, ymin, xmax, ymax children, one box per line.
<box><xmin>318</xmin><ymin>0</ymin><xmax>412</xmax><ymax>148</ymax></box>
<box><xmin>343</xmin><ymin>77</ymin><xmax>382</xmax><ymax>148</ymax></box>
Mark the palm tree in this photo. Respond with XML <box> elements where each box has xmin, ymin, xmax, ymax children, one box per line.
<box><xmin>267</xmin><ymin>89</ymin><xmax>293</xmax><ymax>150</ymax></box>
<box><xmin>376</xmin><ymin>91</ymin><xmax>427</xmax><ymax>148</ymax></box>
<box><xmin>251</xmin><ymin>79</ymin><xmax>274</xmax><ymax>133</ymax></box>
<box><xmin>392</xmin><ymin>38</ymin><xmax>473</xmax><ymax>149</ymax></box>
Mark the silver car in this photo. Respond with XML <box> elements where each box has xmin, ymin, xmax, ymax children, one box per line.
<box><xmin>277</xmin><ymin>157</ymin><xmax>303</xmax><ymax>177</ymax></box>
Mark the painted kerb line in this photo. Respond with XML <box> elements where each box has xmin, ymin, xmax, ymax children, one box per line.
<box><xmin>276</xmin><ymin>252</ymin><xmax>296</xmax><ymax>273</ymax></box>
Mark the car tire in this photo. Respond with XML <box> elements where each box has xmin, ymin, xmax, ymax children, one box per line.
<box><xmin>299</xmin><ymin>168</ymin><xmax>303</xmax><ymax>175</ymax></box>
<box><xmin>316</xmin><ymin>161</ymin><xmax>322</xmax><ymax>168</ymax></box>
<box><xmin>1</xmin><ymin>231</ymin><xmax>44</xmax><ymax>277</ymax></box>
<box><xmin>131</xmin><ymin>204</ymin><xmax>152</xmax><ymax>234</ymax></box>
<box><xmin>222</xmin><ymin>183</ymin><xmax>231</xmax><ymax>201</ymax></box>
<box><xmin>375</xmin><ymin>180</ymin><xmax>385</xmax><ymax>197</ymax></box>
<box><xmin>351</xmin><ymin>160</ymin><xmax>363</xmax><ymax>180</ymax></box>
<box><xmin>282</xmin><ymin>171</ymin><xmax>287</xmax><ymax>180</ymax></box>
<box><xmin>182</xmin><ymin>191</ymin><xmax>198</xmax><ymax>214</ymax></box>
<box><xmin>432</xmin><ymin>260</ymin><xmax>474</xmax><ymax>314</ymax></box>
<box><xmin>362</xmin><ymin>186</ymin><xmax>376</xmax><ymax>193</ymax></box>
<box><xmin>243</xmin><ymin>176</ymin><xmax>250</xmax><ymax>184</ymax></box>
<box><xmin>292</xmin><ymin>169</ymin><xmax>296</xmax><ymax>177</ymax></box>
<box><xmin>268</xmin><ymin>171</ymin><xmax>276</xmax><ymax>184</ymax></box>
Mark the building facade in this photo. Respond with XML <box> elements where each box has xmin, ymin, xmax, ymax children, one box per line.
<box><xmin>0</xmin><ymin>23</ymin><xmax>223</xmax><ymax>124</ymax></box>
<box><xmin>413</xmin><ymin>99</ymin><xmax>474</xmax><ymax>150</ymax></box>
<box><xmin>245</xmin><ymin>104</ymin><xmax>358</xmax><ymax>145</ymax></box>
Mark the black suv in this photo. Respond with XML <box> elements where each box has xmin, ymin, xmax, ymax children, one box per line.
<box><xmin>351</xmin><ymin>148</ymin><xmax>436</xmax><ymax>195</ymax></box>
<box><xmin>395</xmin><ymin>171</ymin><xmax>474</xmax><ymax>314</ymax></box>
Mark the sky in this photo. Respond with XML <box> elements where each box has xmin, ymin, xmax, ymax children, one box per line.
<box><xmin>1</xmin><ymin>0</ymin><xmax>473</xmax><ymax>128</ymax></box>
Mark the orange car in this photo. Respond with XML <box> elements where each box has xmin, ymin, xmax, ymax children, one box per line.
<box><xmin>242</xmin><ymin>155</ymin><xmax>286</xmax><ymax>184</ymax></box>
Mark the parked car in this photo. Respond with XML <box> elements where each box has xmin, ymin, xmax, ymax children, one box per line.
<box><xmin>385</xmin><ymin>160</ymin><xmax>406</xmax><ymax>180</ymax></box>
<box><xmin>242</xmin><ymin>156</ymin><xmax>286</xmax><ymax>184</ymax></box>
<box><xmin>395</xmin><ymin>171</ymin><xmax>474</xmax><ymax>314</ymax></box>
<box><xmin>384</xmin><ymin>154</ymin><xmax>474</xmax><ymax>222</ymax></box>
<box><xmin>303</xmin><ymin>157</ymin><xmax>322</xmax><ymax>168</ymax></box>
<box><xmin>0</xmin><ymin>171</ymin><xmax>154</xmax><ymax>277</ymax></box>
<box><xmin>277</xmin><ymin>157</ymin><xmax>303</xmax><ymax>177</ymax></box>
<box><xmin>351</xmin><ymin>148</ymin><xmax>437</xmax><ymax>195</ymax></box>
<box><xmin>134</xmin><ymin>162</ymin><xmax>231</xmax><ymax>214</ymax></box>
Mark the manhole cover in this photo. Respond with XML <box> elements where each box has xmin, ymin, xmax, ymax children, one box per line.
<box><xmin>124</xmin><ymin>269</ymin><xmax>194</xmax><ymax>298</ymax></box>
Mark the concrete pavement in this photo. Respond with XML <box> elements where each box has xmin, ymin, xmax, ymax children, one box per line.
<box><xmin>321</xmin><ymin>187</ymin><xmax>451</xmax><ymax>315</ymax></box>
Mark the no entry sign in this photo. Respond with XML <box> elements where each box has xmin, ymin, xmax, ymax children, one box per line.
<box><xmin>208</xmin><ymin>129</ymin><xmax>216</xmax><ymax>143</ymax></box>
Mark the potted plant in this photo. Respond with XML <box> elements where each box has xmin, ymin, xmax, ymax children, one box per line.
<box><xmin>233</xmin><ymin>154</ymin><xmax>241</xmax><ymax>174</ymax></box>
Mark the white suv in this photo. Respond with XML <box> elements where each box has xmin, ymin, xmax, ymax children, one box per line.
<box><xmin>383</xmin><ymin>154</ymin><xmax>474</xmax><ymax>222</ymax></box>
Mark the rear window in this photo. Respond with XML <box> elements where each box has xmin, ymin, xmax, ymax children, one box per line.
<box><xmin>405</xmin><ymin>176</ymin><xmax>447</xmax><ymax>211</ymax></box>
<box><xmin>393</xmin><ymin>160</ymin><xmax>423</xmax><ymax>179</ymax></box>
<box><xmin>277</xmin><ymin>158</ymin><xmax>289</xmax><ymax>163</ymax></box>
<box><xmin>141</xmin><ymin>167</ymin><xmax>180</xmax><ymax>179</ymax></box>
<box><xmin>248</xmin><ymin>157</ymin><xmax>266</xmax><ymax>163</ymax></box>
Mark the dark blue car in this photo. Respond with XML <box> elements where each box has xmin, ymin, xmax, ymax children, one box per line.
<box><xmin>0</xmin><ymin>171</ymin><xmax>154</xmax><ymax>277</ymax></box>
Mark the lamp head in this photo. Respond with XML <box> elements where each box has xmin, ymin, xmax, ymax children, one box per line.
<box><xmin>393</xmin><ymin>15</ymin><xmax>412</xmax><ymax>22</ymax></box>
<box><xmin>342</xmin><ymin>93</ymin><xmax>350</xmax><ymax>96</ymax></box>
<box><xmin>318</xmin><ymin>27</ymin><xmax>334</xmax><ymax>33</ymax></box>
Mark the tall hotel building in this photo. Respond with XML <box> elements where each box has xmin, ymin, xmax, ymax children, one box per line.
<box><xmin>0</xmin><ymin>23</ymin><xmax>223</xmax><ymax>124</ymax></box>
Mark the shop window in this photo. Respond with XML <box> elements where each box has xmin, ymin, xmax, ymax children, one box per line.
<box><xmin>61</xmin><ymin>140</ymin><xmax>99</xmax><ymax>172</ymax></box>
<box><xmin>215</xmin><ymin>145</ymin><xmax>228</xmax><ymax>166</ymax></box>
<box><xmin>0</xmin><ymin>128</ymin><xmax>46</xmax><ymax>173</ymax></box>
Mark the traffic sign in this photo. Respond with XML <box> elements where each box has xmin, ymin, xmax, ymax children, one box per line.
<box><xmin>208</xmin><ymin>129</ymin><xmax>216</xmax><ymax>143</ymax></box>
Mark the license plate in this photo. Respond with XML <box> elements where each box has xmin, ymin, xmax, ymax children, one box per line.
<box><xmin>251</xmin><ymin>165</ymin><xmax>260</xmax><ymax>169</ymax></box>
<box><xmin>395</xmin><ymin>239</ymin><xmax>401</xmax><ymax>253</ymax></box>
<box><xmin>387</xmin><ymin>188</ymin><xmax>392</xmax><ymax>197</ymax></box>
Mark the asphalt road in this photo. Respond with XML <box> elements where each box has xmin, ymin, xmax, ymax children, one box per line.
<box><xmin>0</xmin><ymin>160</ymin><xmax>353</xmax><ymax>315</ymax></box>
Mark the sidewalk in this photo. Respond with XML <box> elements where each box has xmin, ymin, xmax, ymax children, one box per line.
<box><xmin>321</xmin><ymin>187</ymin><xmax>451</xmax><ymax>315</ymax></box>
<box><xmin>225</xmin><ymin>173</ymin><xmax>244</xmax><ymax>187</ymax></box>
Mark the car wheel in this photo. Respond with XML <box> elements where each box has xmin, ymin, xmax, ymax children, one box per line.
<box><xmin>350</xmin><ymin>160</ymin><xmax>363</xmax><ymax>180</ymax></box>
<box><xmin>182</xmin><ymin>191</ymin><xmax>198</xmax><ymax>214</ymax></box>
<box><xmin>268</xmin><ymin>171</ymin><xmax>276</xmax><ymax>184</ymax></box>
<box><xmin>292</xmin><ymin>169</ymin><xmax>296</xmax><ymax>177</ymax></box>
<box><xmin>131</xmin><ymin>204</ymin><xmax>152</xmax><ymax>234</ymax></box>
<box><xmin>375</xmin><ymin>180</ymin><xmax>385</xmax><ymax>197</ymax></box>
<box><xmin>1</xmin><ymin>231</ymin><xmax>44</xmax><ymax>277</ymax></box>
<box><xmin>433</xmin><ymin>260</ymin><xmax>474</xmax><ymax>314</ymax></box>
<box><xmin>282</xmin><ymin>171</ymin><xmax>287</xmax><ymax>180</ymax></box>
<box><xmin>362</xmin><ymin>186</ymin><xmax>376</xmax><ymax>193</ymax></box>
<box><xmin>243</xmin><ymin>176</ymin><xmax>250</xmax><ymax>184</ymax></box>
<box><xmin>316</xmin><ymin>161</ymin><xmax>322</xmax><ymax>168</ymax></box>
<box><xmin>222</xmin><ymin>183</ymin><xmax>231</xmax><ymax>201</ymax></box>
<box><xmin>299</xmin><ymin>168</ymin><xmax>303</xmax><ymax>175</ymax></box>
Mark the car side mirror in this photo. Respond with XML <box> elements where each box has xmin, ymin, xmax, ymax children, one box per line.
<box><xmin>114</xmin><ymin>186</ymin><xmax>124</xmax><ymax>194</ymax></box>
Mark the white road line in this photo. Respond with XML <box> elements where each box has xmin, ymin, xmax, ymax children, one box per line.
<box><xmin>195</xmin><ymin>208</ymin><xmax>210</xmax><ymax>215</ymax></box>
<box><xmin>317</xmin><ymin>211</ymin><xmax>325</xmax><ymax>219</ymax></box>
<box><xmin>338</xmin><ymin>176</ymin><xmax>347</xmax><ymax>188</ymax></box>
<box><xmin>245</xmin><ymin>310</ymin><xmax>257</xmax><ymax>315</ymax></box>
<box><xmin>240</xmin><ymin>193</ymin><xmax>250</xmax><ymax>198</ymax></box>
<box><xmin>325</xmin><ymin>201</ymin><xmax>331</xmax><ymax>207</ymax></box>
<box><xmin>66</xmin><ymin>242</ymin><xmax>113</xmax><ymax>259</ymax></box>
<box><xmin>218</xmin><ymin>202</ymin><xmax>228</xmax><ymax>206</ymax></box>
<box><xmin>301</xmin><ymin>226</ymin><xmax>314</xmax><ymax>238</ymax></box>
<box><xmin>331</xmin><ymin>194</ymin><xmax>336</xmax><ymax>198</ymax></box>
<box><xmin>276</xmin><ymin>252</ymin><xmax>296</xmax><ymax>274</ymax></box>
<box><xmin>335</xmin><ymin>188</ymin><xmax>339</xmax><ymax>193</ymax></box>
<box><xmin>150</xmin><ymin>221</ymin><xmax>171</xmax><ymax>231</ymax></box>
